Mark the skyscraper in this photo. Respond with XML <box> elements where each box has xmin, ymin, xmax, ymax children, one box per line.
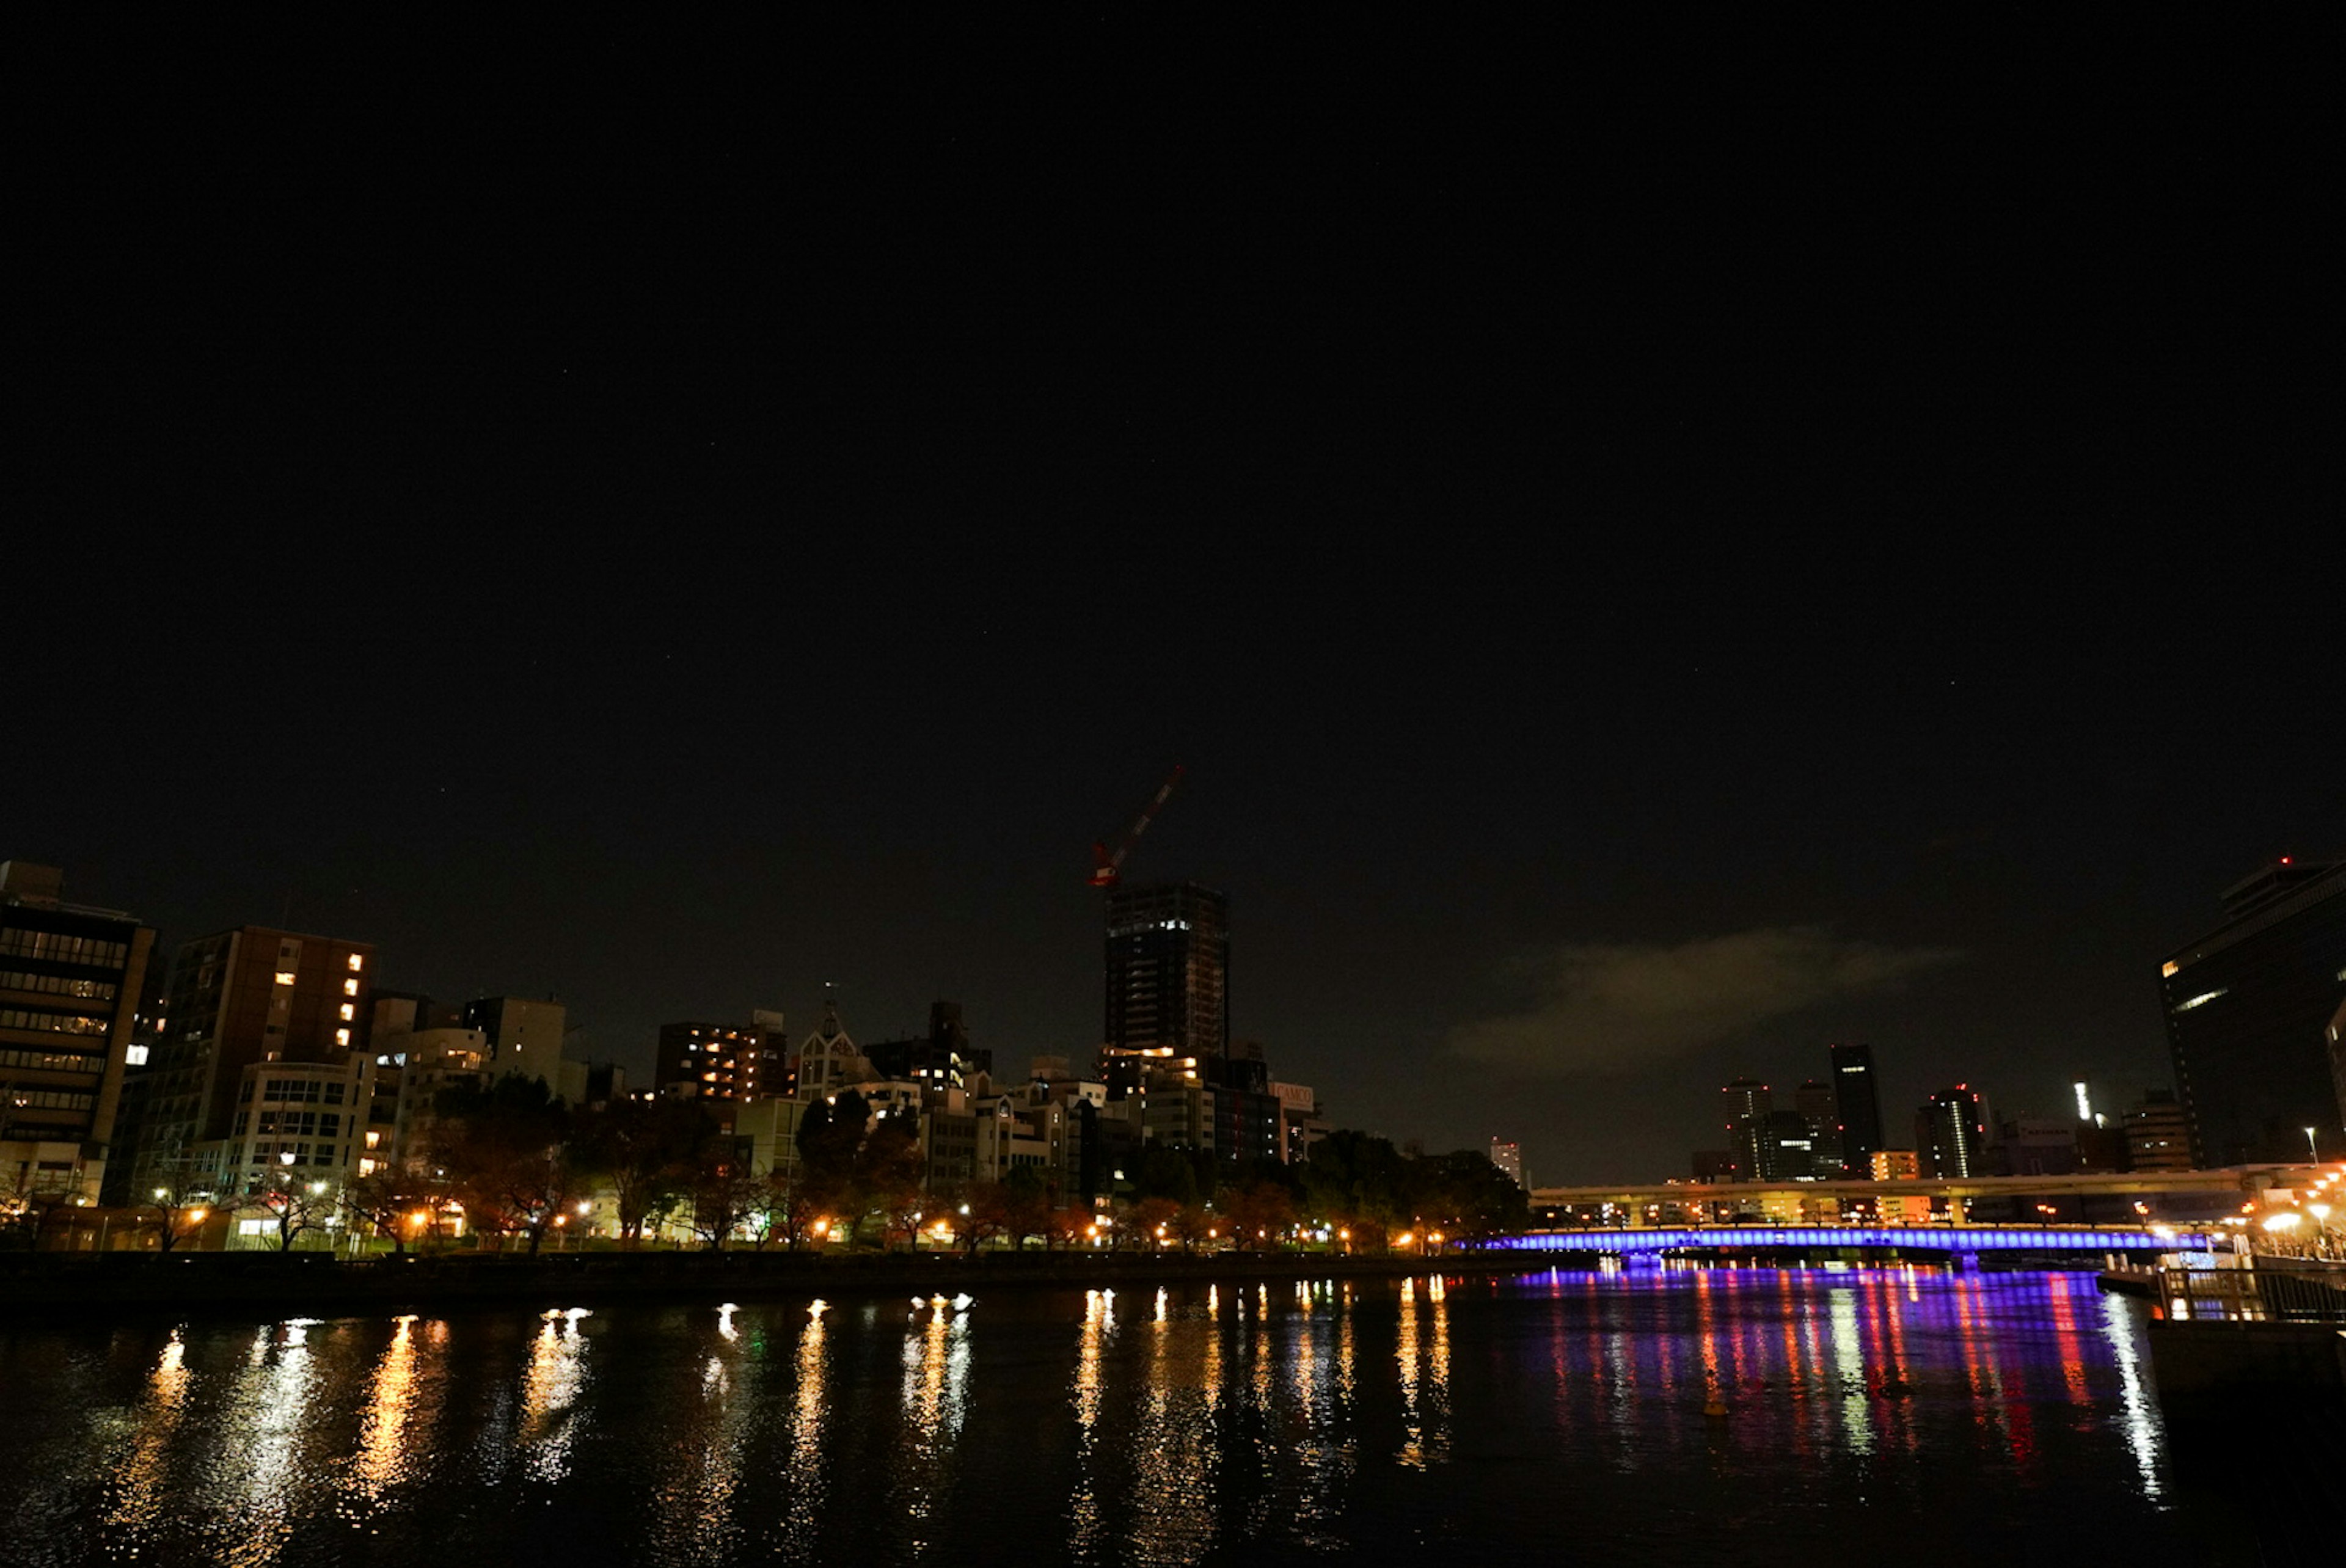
<box><xmin>1721</xmin><ymin>1076</ymin><xmax>1770</xmax><ymax>1181</ymax></box>
<box><xmin>1102</xmin><ymin>883</ymin><xmax>1229</xmax><ymax>1092</ymax></box>
<box><xmin>2159</xmin><ymin>856</ymin><xmax>2346</xmax><ymax>1165</ymax></box>
<box><xmin>1917</xmin><ymin>1085</ymin><xmax>1987</xmax><ymax>1178</ymax></box>
<box><xmin>1793</xmin><ymin>1078</ymin><xmax>1844</xmax><ymax>1176</ymax></box>
<box><xmin>1830</xmin><ymin>1043</ymin><xmax>1885</xmax><ymax>1178</ymax></box>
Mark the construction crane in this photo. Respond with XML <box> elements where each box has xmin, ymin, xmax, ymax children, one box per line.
<box><xmin>1090</xmin><ymin>765</ymin><xmax>1184</xmax><ymax>888</ymax></box>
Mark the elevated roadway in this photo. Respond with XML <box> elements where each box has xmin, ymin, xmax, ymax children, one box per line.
<box><xmin>1529</xmin><ymin>1164</ymin><xmax>2314</xmax><ymax>1223</ymax></box>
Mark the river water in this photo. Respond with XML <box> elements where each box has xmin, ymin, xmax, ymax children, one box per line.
<box><xmin>0</xmin><ymin>1266</ymin><xmax>2267</xmax><ymax>1565</ymax></box>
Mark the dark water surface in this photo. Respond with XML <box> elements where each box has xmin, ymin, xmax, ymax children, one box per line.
<box><xmin>0</xmin><ymin>1267</ymin><xmax>2246</xmax><ymax>1564</ymax></box>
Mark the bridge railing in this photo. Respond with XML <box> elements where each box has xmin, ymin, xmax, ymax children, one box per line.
<box><xmin>2157</xmin><ymin>1264</ymin><xmax>2346</xmax><ymax>1325</ymax></box>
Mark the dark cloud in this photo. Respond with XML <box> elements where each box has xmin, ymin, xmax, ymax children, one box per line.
<box><xmin>1450</xmin><ymin>928</ymin><xmax>1962</xmax><ymax>1076</ymax></box>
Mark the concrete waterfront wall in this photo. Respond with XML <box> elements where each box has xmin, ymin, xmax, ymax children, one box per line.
<box><xmin>2146</xmin><ymin>1319</ymin><xmax>2346</xmax><ymax>1401</ymax></box>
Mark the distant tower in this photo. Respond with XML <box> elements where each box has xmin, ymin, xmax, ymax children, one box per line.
<box><xmin>1830</xmin><ymin>1043</ymin><xmax>1885</xmax><ymax>1178</ymax></box>
<box><xmin>1488</xmin><ymin>1137</ymin><xmax>1525</xmax><ymax>1188</ymax></box>
<box><xmin>1793</xmin><ymin>1079</ymin><xmax>1844</xmax><ymax>1176</ymax></box>
<box><xmin>1101</xmin><ymin>883</ymin><xmax>1229</xmax><ymax>1093</ymax></box>
<box><xmin>1917</xmin><ymin>1085</ymin><xmax>1987</xmax><ymax>1178</ymax></box>
<box><xmin>1722</xmin><ymin>1076</ymin><xmax>1770</xmax><ymax>1181</ymax></box>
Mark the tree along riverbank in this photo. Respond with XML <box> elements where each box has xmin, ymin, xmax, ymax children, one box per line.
<box><xmin>0</xmin><ymin>1246</ymin><xmax>1552</xmax><ymax>1319</ymax></box>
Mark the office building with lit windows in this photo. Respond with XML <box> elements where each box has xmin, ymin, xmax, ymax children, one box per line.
<box><xmin>1</xmin><ymin>861</ymin><xmax>155</xmax><ymax>1205</ymax></box>
<box><xmin>1917</xmin><ymin>1086</ymin><xmax>1988</xmax><ymax>1178</ymax></box>
<box><xmin>1102</xmin><ymin>882</ymin><xmax>1229</xmax><ymax>1093</ymax></box>
<box><xmin>122</xmin><ymin>924</ymin><xmax>375</xmax><ymax>1201</ymax></box>
<box><xmin>2160</xmin><ymin>856</ymin><xmax>2346</xmax><ymax>1165</ymax></box>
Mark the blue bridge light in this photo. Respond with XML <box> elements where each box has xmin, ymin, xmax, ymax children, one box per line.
<box><xmin>1481</xmin><ymin>1226</ymin><xmax>2206</xmax><ymax>1255</ymax></box>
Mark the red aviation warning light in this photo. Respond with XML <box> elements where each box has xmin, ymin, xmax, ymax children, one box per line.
<box><xmin>1090</xmin><ymin>765</ymin><xmax>1185</xmax><ymax>888</ymax></box>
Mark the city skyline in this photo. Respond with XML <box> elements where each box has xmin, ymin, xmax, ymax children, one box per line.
<box><xmin>16</xmin><ymin>31</ymin><xmax>2333</xmax><ymax>1186</ymax></box>
<box><xmin>15</xmin><ymin>842</ymin><xmax>2339</xmax><ymax>1188</ymax></box>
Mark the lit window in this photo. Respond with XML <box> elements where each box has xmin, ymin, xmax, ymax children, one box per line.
<box><xmin>359</xmin><ymin>1158</ymin><xmax>377</xmax><ymax>1176</ymax></box>
<box><xmin>125</xmin><ymin>1043</ymin><xmax>150</xmax><ymax>1066</ymax></box>
<box><xmin>339</xmin><ymin>1003</ymin><xmax>355</xmax><ymax>1021</ymax></box>
<box><xmin>335</xmin><ymin>1028</ymin><xmax>351</xmax><ymax>1046</ymax></box>
<box><xmin>365</xmin><ymin>1131</ymin><xmax>381</xmax><ymax>1148</ymax></box>
<box><xmin>2161</xmin><ymin>960</ymin><xmax>2180</xmax><ymax>977</ymax></box>
<box><xmin>348</xmin><ymin>955</ymin><xmax>364</xmax><ymax>972</ymax></box>
<box><xmin>275</xmin><ymin>971</ymin><xmax>297</xmax><ymax>986</ymax></box>
<box><xmin>2174</xmin><ymin>990</ymin><xmax>2226</xmax><ymax>1013</ymax></box>
<box><xmin>344</xmin><ymin>979</ymin><xmax>359</xmax><ymax>997</ymax></box>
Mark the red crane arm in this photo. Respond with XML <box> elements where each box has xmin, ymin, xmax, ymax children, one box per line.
<box><xmin>1090</xmin><ymin>764</ymin><xmax>1185</xmax><ymax>887</ymax></box>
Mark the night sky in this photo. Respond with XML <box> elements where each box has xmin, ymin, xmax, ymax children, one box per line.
<box><xmin>17</xmin><ymin>29</ymin><xmax>2335</xmax><ymax>1183</ymax></box>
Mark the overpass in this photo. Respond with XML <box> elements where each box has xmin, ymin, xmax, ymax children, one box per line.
<box><xmin>1528</xmin><ymin>1164</ymin><xmax>2314</xmax><ymax>1224</ymax></box>
<box><xmin>1484</xmin><ymin>1223</ymin><xmax>2210</xmax><ymax>1258</ymax></box>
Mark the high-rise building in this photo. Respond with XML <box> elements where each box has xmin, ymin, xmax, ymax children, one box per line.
<box><xmin>1917</xmin><ymin>1085</ymin><xmax>1987</xmax><ymax>1179</ymax></box>
<box><xmin>1102</xmin><ymin>883</ymin><xmax>1229</xmax><ymax>1093</ymax></box>
<box><xmin>2159</xmin><ymin>856</ymin><xmax>2346</xmax><ymax>1166</ymax></box>
<box><xmin>1829</xmin><ymin>1043</ymin><xmax>1885</xmax><ymax>1178</ymax></box>
<box><xmin>1793</xmin><ymin>1078</ymin><xmax>1844</xmax><ymax>1176</ymax></box>
<box><xmin>125</xmin><ymin>924</ymin><xmax>375</xmax><ymax>1200</ymax></box>
<box><xmin>1720</xmin><ymin>1076</ymin><xmax>1770</xmax><ymax>1180</ymax></box>
<box><xmin>1</xmin><ymin>862</ymin><xmax>155</xmax><ymax>1205</ymax></box>
<box><xmin>1756</xmin><ymin>1109</ymin><xmax>1819</xmax><ymax>1180</ymax></box>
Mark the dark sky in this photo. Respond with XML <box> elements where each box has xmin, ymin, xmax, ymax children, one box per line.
<box><xmin>16</xmin><ymin>27</ymin><xmax>2336</xmax><ymax>1183</ymax></box>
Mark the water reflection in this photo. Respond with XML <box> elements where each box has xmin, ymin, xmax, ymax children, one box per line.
<box><xmin>1068</xmin><ymin>1288</ymin><xmax>1113</xmax><ymax>1560</ymax></box>
<box><xmin>889</xmin><ymin>1297</ymin><xmax>972</xmax><ymax>1555</ymax></box>
<box><xmin>520</xmin><ymin>1308</ymin><xmax>591</xmax><ymax>1482</ymax></box>
<box><xmin>1131</xmin><ymin>1283</ymin><xmax>1221</xmax><ymax>1563</ymax></box>
<box><xmin>103</xmin><ymin>1330</ymin><xmax>192</xmax><ymax>1547</ymax></box>
<box><xmin>770</xmin><ymin>1300</ymin><xmax>829</xmax><ymax>1564</ymax></box>
<box><xmin>1394</xmin><ymin>1275</ymin><xmax>1451</xmax><ymax>1468</ymax></box>
<box><xmin>0</xmin><ymin>1270</ymin><xmax>2205</xmax><ymax>1566</ymax></box>
<box><xmin>2100</xmin><ymin>1287</ymin><xmax>2163</xmax><ymax>1500</ymax></box>
<box><xmin>645</xmin><ymin>1304</ymin><xmax>757</xmax><ymax>1566</ymax></box>
<box><xmin>1827</xmin><ymin>1289</ymin><xmax>1874</xmax><ymax>1455</ymax></box>
<box><xmin>247</xmin><ymin>1321</ymin><xmax>324</xmax><ymax>1563</ymax></box>
<box><xmin>350</xmin><ymin>1315</ymin><xmax>433</xmax><ymax>1505</ymax></box>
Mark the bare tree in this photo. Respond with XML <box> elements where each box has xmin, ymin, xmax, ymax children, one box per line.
<box><xmin>243</xmin><ymin>1167</ymin><xmax>337</xmax><ymax>1252</ymax></box>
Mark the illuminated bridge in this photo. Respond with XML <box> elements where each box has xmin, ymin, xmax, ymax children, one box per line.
<box><xmin>1483</xmin><ymin>1224</ymin><xmax>2209</xmax><ymax>1257</ymax></box>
